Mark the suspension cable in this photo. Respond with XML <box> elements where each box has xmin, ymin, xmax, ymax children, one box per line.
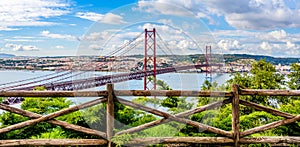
<box><xmin>0</xmin><ymin>71</ymin><xmax>73</xmax><ymax>90</ymax></box>
<box><xmin>0</xmin><ymin>71</ymin><xmax>66</xmax><ymax>87</ymax></box>
<box><xmin>106</xmin><ymin>31</ymin><xmax>144</xmax><ymax>57</ymax></box>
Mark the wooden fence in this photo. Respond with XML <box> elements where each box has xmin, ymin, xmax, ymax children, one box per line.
<box><xmin>0</xmin><ymin>84</ymin><xmax>299</xmax><ymax>146</ymax></box>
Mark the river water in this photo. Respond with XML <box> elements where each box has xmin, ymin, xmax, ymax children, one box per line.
<box><xmin>0</xmin><ymin>70</ymin><xmax>230</xmax><ymax>90</ymax></box>
<box><xmin>0</xmin><ymin>70</ymin><xmax>231</xmax><ymax>114</ymax></box>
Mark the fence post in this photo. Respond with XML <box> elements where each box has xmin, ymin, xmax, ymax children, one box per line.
<box><xmin>106</xmin><ymin>84</ymin><xmax>114</xmax><ymax>147</ymax></box>
<box><xmin>232</xmin><ymin>84</ymin><xmax>240</xmax><ymax>147</ymax></box>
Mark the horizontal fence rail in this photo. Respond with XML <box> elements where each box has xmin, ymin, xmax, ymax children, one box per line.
<box><xmin>0</xmin><ymin>84</ymin><xmax>299</xmax><ymax>146</ymax></box>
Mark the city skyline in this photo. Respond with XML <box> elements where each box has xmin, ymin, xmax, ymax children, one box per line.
<box><xmin>0</xmin><ymin>0</ymin><xmax>299</xmax><ymax>57</ymax></box>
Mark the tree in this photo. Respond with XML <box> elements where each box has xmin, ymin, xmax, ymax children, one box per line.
<box><xmin>275</xmin><ymin>63</ymin><xmax>300</xmax><ymax>136</ymax></box>
<box><xmin>250</xmin><ymin>59</ymin><xmax>284</xmax><ymax>89</ymax></box>
<box><xmin>0</xmin><ymin>96</ymin><xmax>72</xmax><ymax>139</ymax></box>
<box><xmin>227</xmin><ymin>59</ymin><xmax>284</xmax><ymax>90</ymax></box>
<box><xmin>227</xmin><ymin>59</ymin><xmax>285</xmax><ymax>107</ymax></box>
<box><xmin>225</xmin><ymin>60</ymin><xmax>300</xmax><ymax>139</ymax></box>
<box><xmin>0</xmin><ymin>86</ymin><xmax>157</xmax><ymax>139</ymax></box>
<box><xmin>288</xmin><ymin>63</ymin><xmax>300</xmax><ymax>90</ymax></box>
<box><xmin>179</xmin><ymin>79</ymin><xmax>232</xmax><ymax>137</ymax></box>
<box><xmin>179</xmin><ymin>60</ymin><xmax>289</xmax><ymax>139</ymax></box>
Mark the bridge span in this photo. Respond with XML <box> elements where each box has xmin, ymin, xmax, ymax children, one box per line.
<box><xmin>12</xmin><ymin>64</ymin><xmax>220</xmax><ymax>91</ymax></box>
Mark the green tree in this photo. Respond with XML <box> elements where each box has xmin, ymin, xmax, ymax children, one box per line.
<box><xmin>0</xmin><ymin>85</ymin><xmax>158</xmax><ymax>140</ymax></box>
<box><xmin>180</xmin><ymin>60</ymin><xmax>288</xmax><ymax>139</ymax></box>
<box><xmin>250</xmin><ymin>59</ymin><xmax>284</xmax><ymax>89</ymax></box>
<box><xmin>179</xmin><ymin>80</ymin><xmax>232</xmax><ymax>137</ymax></box>
<box><xmin>227</xmin><ymin>59</ymin><xmax>284</xmax><ymax>107</ymax></box>
<box><xmin>0</xmin><ymin>96</ymin><xmax>72</xmax><ymax>139</ymax></box>
<box><xmin>227</xmin><ymin>59</ymin><xmax>284</xmax><ymax>90</ymax></box>
<box><xmin>288</xmin><ymin>63</ymin><xmax>300</xmax><ymax>90</ymax></box>
<box><xmin>276</xmin><ymin>63</ymin><xmax>300</xmax><ymax>136</ymax></box>
<box><xmin>225</xmin><ymin>60</ymin><xmax>298</xmax><ymax>138</ymax></box>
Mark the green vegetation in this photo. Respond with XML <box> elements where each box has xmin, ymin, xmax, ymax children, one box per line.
<box><xmin>155</xmin><ymin>54</ymin><xmax>300</xmax><ymax>65</ymax></box>
<box><xmin>0</xmin><ymin>59</ymin><xmax>299</xmax><ymax>146</ymax></box>
<box><xmin>223</xmin><ymin>54</ymin><xmax>300</xmax><ymax>65</ymax></box>
<box><xmin>288</xmin><ymin>63</ymin><xmax>300</xmax><ymax>90</ymax></box>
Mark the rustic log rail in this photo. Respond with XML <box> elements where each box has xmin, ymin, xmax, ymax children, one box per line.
<box><xmin>0</xmin><ymin>84</ymin><xmax>299</xmax><ymax>146</ymax></box>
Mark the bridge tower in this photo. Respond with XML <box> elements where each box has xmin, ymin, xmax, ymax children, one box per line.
<box><xmin>205</xmin><ymin>45</ymin><xmax>212</xmax><ymax>82</ymax></box>
<box><xmin>144</xmin><ymin>28</ymin><xmax>157</xmax><ymax>90</ymax></box>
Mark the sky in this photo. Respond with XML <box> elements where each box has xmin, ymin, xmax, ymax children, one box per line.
<box><xmin>0</xmin><ymin>0</ymin><xmax>299</xmax><ymax>57</ymax></box>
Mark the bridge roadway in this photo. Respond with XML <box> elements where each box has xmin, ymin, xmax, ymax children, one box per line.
<box><xmin>12</xmin><ymin>64</ymin><xmax>218</xmax><ymax>91</ymax></box>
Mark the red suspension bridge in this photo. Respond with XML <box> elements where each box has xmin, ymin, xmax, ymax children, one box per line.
<box><xmin>1</xmin><ymin>28</ymin><xmax>221</xmax><ymax>104</ymax></box>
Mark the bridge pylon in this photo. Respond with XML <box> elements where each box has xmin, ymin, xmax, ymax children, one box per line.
<box><xmin>205</xmin><ymin>45</ymin><xmax>212</xmax><ymax>82</ymax></box>
<box><xmin>144</xmin><ymin>28</ymin><xmax>157</xmax><ymax>90</ymax></box>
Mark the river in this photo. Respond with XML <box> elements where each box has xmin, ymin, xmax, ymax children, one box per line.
<box><xmin>0</xmin><ymin>70</ymin><xmax>231</xmax><ymax>113</ymax></box>
<box><xmin>0</xmin><ymin>70</ymin><xmax>231</xmax><ymax>90</ymax></box>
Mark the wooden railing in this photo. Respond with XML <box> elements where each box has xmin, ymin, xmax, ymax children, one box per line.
<box><xmin>0</xmin><ymin>84</ymin><xmax>299</xmax><ymax>146</ymax></box>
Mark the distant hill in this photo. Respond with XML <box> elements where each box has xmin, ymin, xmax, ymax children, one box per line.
<box><xmin>149</xmin><ymin>54</ymin><xmax>300</xmax><ymax>65</ymax></box>
<box><xmin>0</xmin><ymin>53</ymin><xmax>15</xmax><ymax>58</ymax></box>
<box><xmin>223</xmin><ymin>54</ymin><xmax>300</xmax><ymax>65</ymax></box>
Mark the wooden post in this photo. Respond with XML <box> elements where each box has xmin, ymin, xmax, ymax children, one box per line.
<box><xmin>232</xmin><ymin>85</ymin><xmax>240</xmax><ymax>147</ymax></box>
<box><xmin>106</xmin><ymin>84</ymin><xmax>114</xmax><ymax>147</ymax></box>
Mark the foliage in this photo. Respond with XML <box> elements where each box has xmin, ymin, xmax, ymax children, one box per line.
<box><xmin>112</xmin><ymin>133</ymin><xmax>137</xmax><ymax>147</ymax></box>
<box><xmin>31</xmin><ymin>128</ymin><xmax>68</xmax><ymax>139</ymax></box>
<box><xmin>288</xmin><ymin>63</ymin><xmax>300</xmax><ymax>90</ymax></box>
<box><xmin>250</xmin><ymin>60</ymin><xmax>284</xmax><ymax>89</ymax></box>
<box><xmin>227</xmin><ymin>59</ymin><xmax>285</xmax><ymax>107</ymax></box>
<box><xmin>226</xmin><ymin>60</ymin><xmax>300</xmax><ymax>138</ymax></box>
<box><xmin>227</xmin><ymin>59</ymin><xmax>284</xmax><ymax>90</ymax></box>
<box><xmin>180</xmin><ymin>60</ymin><xmax>299</xmax><ymax>142</ymax></box>
<box><xmin>0</xmin><ymin>87</ymin><xmax>72</xmax><ymax>139</ymax></box>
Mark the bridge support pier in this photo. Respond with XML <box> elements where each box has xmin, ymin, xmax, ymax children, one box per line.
<box><xmin>205</xmin><ymin>45</ymin><xmax>212</xmax><ymax>82</ymax></box>
<box><xmin>144</xmin><ymin>28</ymin><xmax>157</xmax><ymax>90</ymax></box>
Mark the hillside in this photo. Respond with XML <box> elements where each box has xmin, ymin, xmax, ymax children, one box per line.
<box><xmin>0</xmin><ymin>53</ymin><xmax>15</xmax><ymax>58</ymax></box>
<box><xmin>223</xmin><ymin>54</ymin><xmax>300</xmax><ymax>65</ymax></box>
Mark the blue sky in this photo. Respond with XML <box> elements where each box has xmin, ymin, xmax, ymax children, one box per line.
<box><xmin>0</xmin><ymin>0</ymin><xmax>299</xmax><ymax>57</ymax></box>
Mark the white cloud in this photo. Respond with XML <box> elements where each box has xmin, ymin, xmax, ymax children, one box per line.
<box><xmin>268</xmin><ymin>30</ymin><xmax>287</xmax><ymax>40</ymax></box>
<box><xmin>259</xmin><ymin>30</ymin><xmax>288</xmax><ymax>42</ymax></box>
<box><xmin>256</xmin><ymin>41</ymin><xmax>300</xmax><ymax>57</ymax></box>
<box><xmin>177</xmin><ymin>40</ymin><xmax>197</xmax><ymax>50</ymax></box>
<box><xmin>136</xmin><ymin>0</ymin><xmax>193</xmax><ymax>16</ymax></box>
<box><xmin>89</xmin><ymin>44</ymin><xmax>103</xmax><ymax>50</ymax></box>
<box><xmin>75</xmin><ymin>12</ymin><xmax>124</xmax><ymax>24</ymax></box>
<box><xmin>260</xmin><ymin>42</ymin><xmax>272</xmax><ymax>51</ymax></box>
<box><xmin>82</xmin><ymin>32</ymin><xmax>109</xmax><ymax>41</ymax></box>
<box><xmin>40</xmin><ymin>30</ymin><xmax>77</xmax><ymax>41</ymax></box>
<box><xmin>137</xmin><ymin>0</ymin><xmax>300</xmax><ymax>30</ymax></box>
<box><xmin>158</xmin><ymin>19</ymin><xmax>174</xmax><ymax>26</ymax></box>
<box><xmin>5</xmin><ymin>43</ymin><xmax>39</xmax><ymax>51</ymax></box>
<box><xmin>218</xmin><ymin>40</ymin><xmax>244</xmax><ymax>51</ymax></box>
<box><xmin>203</xmin><ymin>0</ymin><xmax>300</xmax><ymax>30</ymax></box>
<box><xmin>0</xmin><ymin>26</ymin><xmax>19</xmax><ymax>31</ymax></box>
<box><xmin>55</xmin><ymin>45</ymin><xmax>64</xmax><ymax>49</ymax></box>
<box><xmin>75</xmin><ymin>12</ymin><xmax>103</xmax><ymax>22</ymax></box>
<box><xmin>136</xmin><ymin>0</ymin><xmax>216</xmax><ymax>24</ymax></box>
<box><xmin>4</xmin><ymin>39</ymin><xmax>43</xmax><ymax>42</ymax></box>
<box><xmin>0</xmin><ymin>0</ymin><xmax>70</xmax><ymax>30</ymax></box>
<box><xmin>1</xmin><ymin>48</ymin><xmax>7</xmax><ymax>51</ymax></box>
<box><xmin>213</xmin><ymin>30</ymin><xmax>257</xmax><ymax>38</ymax></box>
<box><xmin>4</xmin><ymin>36</ymin><xmax>43</xmax><ymax>42</ymax></box>
<box><xmin>80</xmin><ymin>29</ymin><xmax>120</xmax><ymax>43</ymax></box>
<box><xmin>257</xmin><ymin>29</ymin><xmax>300</xmax><ymax>44</ymax></box>
<box><xmin>286</xmin><ymin>41</ymin><xmax>296</xmax><ymax>49</ymax></box>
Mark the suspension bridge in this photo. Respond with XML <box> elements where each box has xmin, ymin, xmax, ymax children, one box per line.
<box><xmin>1</xmin><ymin>28</ymin><xmax>221</xmax><ymax>104</ymax></box>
